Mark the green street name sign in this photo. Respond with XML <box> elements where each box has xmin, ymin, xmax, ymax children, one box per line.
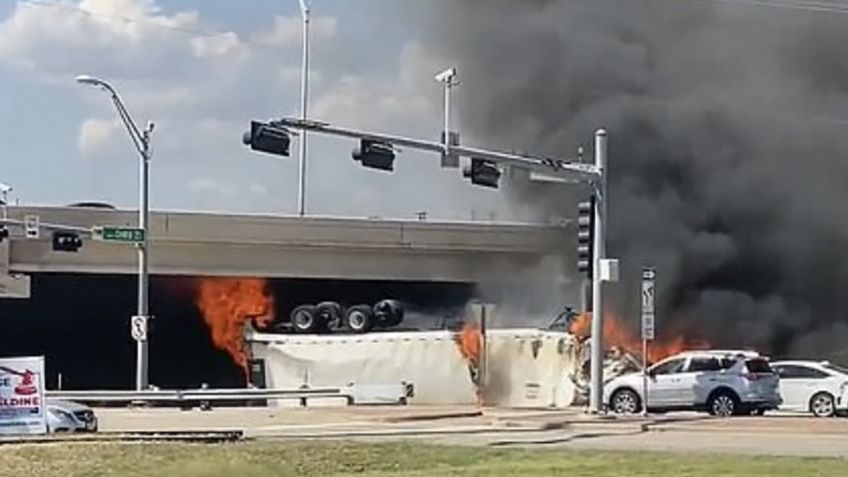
<box><xmin>93</xmin><ymin>226</ymin><xmax>145</xmax><ymax>243</ymax></box>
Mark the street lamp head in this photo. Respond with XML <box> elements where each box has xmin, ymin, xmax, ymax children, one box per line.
<box><xmin>435</xmin><ymin>67</ymin><xmax>457</xmax><ymax>84</ymax></box>
<box><xmin>75</xmin><ymin>75</ymin><xmax>116</xmax><ymax>95</ymax></box>
<box><xmin>297</xmin><ymin>0</ymin><xmax>310</xmax><ymax>16</ymax></box>
<box><xmin>75</xmin><ymin>74</ymin><xmax>104</xmax><ymax>86</ymax></box>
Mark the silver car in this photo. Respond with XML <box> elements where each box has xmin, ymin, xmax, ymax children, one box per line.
<box><xmin>604</xmin><ymin>350</ymin><xmax>782</xmax><ymax>417</ymax></box>
<box><xmin>45</xmin><ymin>399</ymin><xmax>98</xmax><ymax>433</ymax></box>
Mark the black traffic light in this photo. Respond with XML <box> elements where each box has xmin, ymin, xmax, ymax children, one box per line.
<box><xmin>0</xmin><ymin>226</ymin><xmax>8</xmax><ymax>243</ymax></box>
<box><xmin>463</xmin><ymin>158</ymin><xmax>501</xmax><ymax>188</ymax></box>
<box><xmin>577</xmin><ymin>196</ymin><xmax>596</xmax><ymax>277</ymax></box>
<box><xmin>242</xmin><ymin>121</ymin><xmax>291</xmax><ymax>157</ymax></box>
<box><xmin>352</xmin><ymin>139</ymin><xmax>395</xmax><ymax>172</ymax></box>
<box><xmin>52</xmin><ymin>232</ymin><xmax>83</xmax><ymax>252</ymax></box>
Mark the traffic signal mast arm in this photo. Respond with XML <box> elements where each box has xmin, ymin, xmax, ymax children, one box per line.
<box><xmin>0</xmin><ymin>218</ymin><xmax>92</xmax><ymax>236</ymax></box>
<box><xmin>272</xmin><ymin>117</ymin><xmax>601</xmax><ymax>183</ymax></box>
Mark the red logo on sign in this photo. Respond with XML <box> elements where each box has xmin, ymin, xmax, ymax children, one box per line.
<box><xmin>0</xmin><ymin>367</ymin><xmax>37</xmax><ymax>396</ymax></box>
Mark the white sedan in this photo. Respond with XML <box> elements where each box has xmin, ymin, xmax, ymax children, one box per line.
<box><xmin>771</xmin><ymin>361</ymin><xmax>848</xmax><ymax>417</ymax></box>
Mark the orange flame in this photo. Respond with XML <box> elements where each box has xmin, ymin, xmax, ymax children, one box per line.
<box><xmin>194</xmin><ymin>278</ymin><xmax>276</xmax><ymax>374</ymax></box>
<box><xmin>457</xmin><ymin>321</ymin><xmax>482</xmax><ymax>367</ymax></box>
<box><xmin>454</xmin><ymin>320</ymin><xmax>485</xmax><ymax>405</ymax></box>
<box><xmin>569</xmin><ymin>311</ymin><xmax>709</xmax><ymax>363</ymax></box>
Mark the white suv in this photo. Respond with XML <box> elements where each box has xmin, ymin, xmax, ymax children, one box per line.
<box><xmin>604</xmin><ymin>350</ymin><xmax>781</xmax><ymax>417</ymax></box>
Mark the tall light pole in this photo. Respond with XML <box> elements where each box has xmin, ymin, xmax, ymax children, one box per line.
<box><xmin>296</xmin><ymin>0</ymin><xmax>311</xmax><ymax>216</ymax></box>
<box><xmin>76</xmin><ymin>75</ymin><xmax>153</xmax><ymax>392</ymax></box>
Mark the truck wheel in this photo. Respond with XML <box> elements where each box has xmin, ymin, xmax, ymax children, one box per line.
<box><xmin>345</xmin><ymin>305</ymin><xmax>375</xmax><ymax>333</ymax></box>
<box><xmin>291</xmin><ymin>305</ymin><xmax>322</xmax><ymax>334</ymax></box>
<box><xmin>373</xmin><ymin>299</ymin><xmax>404</xmax><ymax>328</ymax></box>
<box><xmin>316</xmin><ymin>302</ymin><xmax>344</xmax><ymax>332</ymax></box>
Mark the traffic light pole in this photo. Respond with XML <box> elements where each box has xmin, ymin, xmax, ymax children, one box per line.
<box><xmin>589</xmin><ymin>129</ymin><xmax>608</xmax><ymax>414</ymax></box>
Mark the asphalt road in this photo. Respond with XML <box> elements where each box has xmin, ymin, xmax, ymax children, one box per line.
<box><xmin>85</xmin><ymin>406</ymin><xmax>848</xmax><ymax>458</ymax></box>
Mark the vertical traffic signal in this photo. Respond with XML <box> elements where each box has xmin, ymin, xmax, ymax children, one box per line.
<box><xmin>463</xmin><ymin>158</ymin><xmax>501</xmax><ymax>188</ymax></box>
<box><xmin>577</xmin><ymin>195</ymin><xmax>596</xmax><ymax>278</ymax></box>
<box><xmin>352</xmin><ymin>139</ymin><xmax>395</xmax><ymax>171</ymax></box>
<box><xmin>52</xmin><ymin>232</ymin><xmax>83</xmax><ymax>252</ymax></box>
<box><xmin>242</xmin><ymin>121</ymin><xmax>291</xmax><ymax>157</ymax></box>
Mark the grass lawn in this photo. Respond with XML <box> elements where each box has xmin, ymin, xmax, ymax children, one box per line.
<box><xmin>3</xmin><ymin>440</ymin><xmax>846</xmax><ymax>477</ymax></box>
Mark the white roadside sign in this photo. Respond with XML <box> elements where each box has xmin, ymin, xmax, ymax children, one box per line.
<box><xmin>641</xmin><ymin>268</ymin><xmax>656</xmax><ymax>341</ymax></box>
<box><xmin>131</xmin><ymin>315</ymin><xmax>148</xmax><ymax>342</ymax></box>
<box><xmin>0</xmin><ymin>356</ymin><xmax>47</xmax><ymax>435</ymax></box>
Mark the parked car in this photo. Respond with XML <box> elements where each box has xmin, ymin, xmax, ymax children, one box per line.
<box><xmin>45</xmin><ymin>399</ymin><xmax>98</xmax><ymax>433</ymax></box>
<box><xmin>604</xmin><ymin>350</ymin><xmax>781</xmax><ymax>417</ymax></box>
<box><xmin>771</xmin><ymin>360</ymin><xmax>848</xmax><ymax>417</ymax></box>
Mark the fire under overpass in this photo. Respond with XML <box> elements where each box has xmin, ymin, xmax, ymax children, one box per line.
<box><xmin>0</xmin><ymin>206</ymin><xmax>571</xmax><ymax>298</ymax></box>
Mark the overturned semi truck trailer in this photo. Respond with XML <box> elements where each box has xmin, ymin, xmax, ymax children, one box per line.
<box><xmin>246</xmin><ymin>328</ymin><xmax>588</xmax><ymax>408</ymax></box>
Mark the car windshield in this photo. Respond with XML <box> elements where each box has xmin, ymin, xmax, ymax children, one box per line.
<box><xmin>824</xmin><ymin>364</ymin><xmax>848</xmax><ymax>375</ymax></box>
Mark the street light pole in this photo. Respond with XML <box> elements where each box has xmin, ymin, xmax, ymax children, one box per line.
<box><xmin>136</xmin><ymin>123</ymin><xmax>152</xmax><ymax>391</ymax></box>
<box><xmin>589</xmin><ymin>129</ymin><xmax>608</xmax><ymax>414</ymax></box>
<box><xmin>296</xmin><ymin>0</ymin><xmax>311</xmax><ymax>216</ymax></box>
<box><xmin>76</xmin><ymin>75</ymin><xmax>153</xmax><ymax>391</ymax></box>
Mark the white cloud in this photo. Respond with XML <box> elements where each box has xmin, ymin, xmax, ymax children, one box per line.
<box><xmin>252</xmin><ymin>14</ymin><xmax>338</xmax><ymax>47</ymax></box>
<box><xmin>0</xmin><ymin>1</ymin><xmax>497</xmax><ymax>217</ymax></box>
<box><xmin>310</xmin><ymin>42</ymin><xmax>438</xmax><ymax>132</ymax></box>
<box><xmin>78</xmin><ymin>117</ymin><xmax>122</xmax><ymax>159</ymax></box>
<box><xmin>188</xmin><ymin>177</ymin><xmax>238</xmax><ymax>197</ymax></box>
<box><xmin>0</xmin><ymin>0</ymin><xmax>247</xmax><ymax>81</ymax></box>
<box><xmin>190</xmin><ymin>32</ymin><xmax>243</xmax><ymax>59</ymax></box>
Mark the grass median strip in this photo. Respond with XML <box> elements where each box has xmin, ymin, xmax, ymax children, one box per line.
<box><xmin>4</xmin><ymin>440</ymin><xmax>846</xmax><ymax>477</ymax></box>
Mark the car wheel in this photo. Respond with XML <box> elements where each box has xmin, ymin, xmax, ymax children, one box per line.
<box><xmin>345</xmin><ymin>305</ymin><xmax>375</xmax><ymax>333</ymax></box>
<box><xmin>708</xmin><ymin>390</ymin><xmax>740</xmax><ymax>417</ymax></box>
<box><xmin>810</xmin><ymin>392</ymin><xmax>836</xmax><ymax>418</ymax></box>
<box><xmin>291</xmin><ymin>305</ymin><xmax>321</xmax><ymax>334</ymax></box>
<box><xmin>610</xmin><ymin>388</ymin><xmax>641</xmax><ymax>415</ymax></box>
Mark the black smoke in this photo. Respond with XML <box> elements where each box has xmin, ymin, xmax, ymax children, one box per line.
<box><xmin>404</xmin><ymin>0</ymin><xmax>848</xmax><ymax>361</ymax></box>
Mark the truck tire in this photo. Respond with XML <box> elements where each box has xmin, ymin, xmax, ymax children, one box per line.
<box><xmin>316</xmin><ymin>302</ymin><xmax>344</xmax><ymax>332</ymax></box>
<box><xmin>345</xmin><ymin>305</ymin><xmax>375</xmax><ymax>333</ymax></box>
<box><xmin>291</xmin><ymin>305</ymin><xmax>322</xmax><ymax>334</ymax></box>
<box><xmin>373</xmin><ymin>299</ymin><xmax>404</xmax><ymax>328</ymax></box>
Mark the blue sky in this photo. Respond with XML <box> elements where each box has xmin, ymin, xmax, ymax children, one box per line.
<box><xmin>0</xmin><ymin>0</ymin><xmax>519</xmax><ymax>221</ymax></box>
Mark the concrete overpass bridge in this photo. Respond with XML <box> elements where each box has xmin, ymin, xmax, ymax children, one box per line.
<box><xmin>0</xmin><ymin>206</ymin><xmax>571</xmax><ymax>298</ymax></box>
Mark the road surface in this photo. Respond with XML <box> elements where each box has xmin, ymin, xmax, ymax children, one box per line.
<box><xmin>84</xmin><ymin>406</ymin><xmax>848</xmax><ymax>458</ymax></box>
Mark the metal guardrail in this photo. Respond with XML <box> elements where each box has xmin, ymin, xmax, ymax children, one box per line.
<box><xmin>46</xmin><ymin>383</ymin><xmax>413</xmax><ymax>406</ymax></box>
